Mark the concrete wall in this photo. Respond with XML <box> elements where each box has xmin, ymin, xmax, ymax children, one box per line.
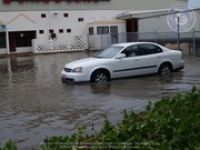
<box><xmin>138</xmin><ymin>10</ymin><xmax>200</xmax><ymax>33</ymax></box>
<box><xmin>1</xmin><ymin>10</ymin><xmax>122</xmax><ymax>38</ymax></box>
<box><xmin>88</xmin><ymin>20</ymin><xmax>126</xmax><ymax>49</ymax></box>
<box><xmin>0</xmin><ymin>10</ymin><xmax>123</xmax><ymax>53</ymax></box>
<box><xmin>0</xmin><ymin>0</ymin><xmax>181</xmax><ymax>12</ymax></box>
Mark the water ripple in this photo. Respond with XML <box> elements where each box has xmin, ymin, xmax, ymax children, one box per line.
<box><xmin>0</xmin><ymin>54</ymin><xmax>200</xmax><ymax>149</ymax></box>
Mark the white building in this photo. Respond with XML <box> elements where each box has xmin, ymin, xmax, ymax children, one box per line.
<box><xmin>0</xmin><ymin>0</ymin><xmax>199</xmax><ymax>54</ymax></box>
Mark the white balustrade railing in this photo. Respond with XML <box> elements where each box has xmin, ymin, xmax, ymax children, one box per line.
<box><xmin>32</xmin><ymin>35</ymin><xmax>88</xmax><ymax>53</ymax></box>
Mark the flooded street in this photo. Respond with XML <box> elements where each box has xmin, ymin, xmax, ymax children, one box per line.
<box><xmin>0</xmin><ymin>52</ymin><xmax>200</xmax><ymax>149</ymax></box>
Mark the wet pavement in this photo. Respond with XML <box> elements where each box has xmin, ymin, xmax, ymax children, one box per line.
<box><xmin>0</xmin><ymin>52</ymin><xmax>200</xmax><ymax>149</ymax></box>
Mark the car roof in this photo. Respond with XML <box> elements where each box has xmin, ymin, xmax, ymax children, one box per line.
<box><xmin>112</xmin><ymin>42</ymin><xmax>159</xmax><ymax>47</ymax></box>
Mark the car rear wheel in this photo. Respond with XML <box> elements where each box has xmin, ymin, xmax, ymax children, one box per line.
<box><xmin>91</xmin><ymin>70</ymin><xmax>109</xmax><ymax>83</ymax></box>
<box><xmin>158</xmin><ymin>64</ymin><xmax>171</xmax><ymax>75</ymax></box>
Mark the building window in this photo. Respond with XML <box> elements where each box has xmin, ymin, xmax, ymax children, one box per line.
<box><xmin>0</xmin><ymin>32</ymin><xmax>6</xmax><ymax>48</ymax></box>
<box><xmin>78</xmin><ymin>18</ymin><xmax>84</xmax><ymax>22</ymax></box>
<box><xmin>49</xmin><ymin>29</ymin><xmax>54</xmax><ymax>34</ymax></box>
<box><xmin>97</xmin><ymin>26</ymin><xmax>109</xmax><ymax>34</ymax></box>
<box><xmin>64</xmin><ymin>13</ymin><xmax>69</xmax><ymax>18</ymax></box>
<box><xmin>41</xmin><ymin>13</ymin><xmax>46</xmax><ymax>18</ymax></box>
<box><xmin>89</xmin><ymin>27</ymin><xmax>94</xmax><ymax>35</ymax></box>
<box><xmin>39</xmin><ymin>30</ymin><xmax>44</xmax><ymax>34</ymax></box>
<box><xmin>66</xmin><ymin>29</ymin><xmax>71</xmax><ymax>33</ymax></box>
<box><xmin>59</xmin><ymin>29</ymin><xmax>64</xmax><ymax>33</ymax></box>
<box><xmin>110</xmin><ymin>26</ymin><xmax>118</xmax><ymax>34</ymax></box>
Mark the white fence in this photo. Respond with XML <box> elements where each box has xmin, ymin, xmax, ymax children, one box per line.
<box><xmin>32</xmin><ymin>35</ymin><xmax>88</xmax><ymax>53</ymax></box>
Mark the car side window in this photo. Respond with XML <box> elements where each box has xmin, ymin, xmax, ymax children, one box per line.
<box><xmin>138</xmin><ymin>44</ymin><xmax>163</xmax><ymax>55</ymax></box>
<box><xmin>121</xmin><ymin>45</ymin><xmax>139</xmax><ymax>58</ymax></box>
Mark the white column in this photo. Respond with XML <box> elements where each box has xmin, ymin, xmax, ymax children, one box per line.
<box><xmin>6</xmin><ymin>30</ymin><xmax>10</xmax><ymax>54</ymax></box>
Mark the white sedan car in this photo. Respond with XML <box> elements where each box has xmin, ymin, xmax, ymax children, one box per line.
<box><xmin>61</xmin><ymin>42</ymin><xmax>184</xmax><ymax>83</ymax></box>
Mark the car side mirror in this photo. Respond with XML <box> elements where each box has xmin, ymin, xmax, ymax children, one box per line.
<box><xmin>116</xmin><ymin>53</ymin><xmax>126</xmax><ymax>59</ymax></box>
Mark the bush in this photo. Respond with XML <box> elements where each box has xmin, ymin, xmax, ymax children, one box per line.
<box><xmin>1</xmin><ymin>87</ymin><xmax>200</xmax><ymax>150</ymax></box>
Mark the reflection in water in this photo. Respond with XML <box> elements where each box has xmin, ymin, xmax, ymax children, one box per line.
<box><xmin>0</xmin><ymin>55</ymin><xmax>35</xmax><ymax>73</ymax></box>
<box><xmin>90</xmin><ymin>82</ymin><xmax>111</xmax><ymax>93</ymax></box>
<box><xmin>0</xmin><ymin>54</ymin><xmax>200</xmax><ymax>150</ymax></box>
<box><xmin>9</xmin><ymin>56</ymin><xmax>34</xmax><ymax>72</ymax></box>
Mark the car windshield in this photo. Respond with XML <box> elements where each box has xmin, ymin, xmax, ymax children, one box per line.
<box><xmin>93</xmin><ymin>46</ymin><xmax>123</xmax><ymax>59</ymax></box>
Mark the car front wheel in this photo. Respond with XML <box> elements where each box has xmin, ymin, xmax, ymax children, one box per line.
<box><xmin>158</xmin><ymin>64</ymin><xmax>172</xmax><ymax>75</ymax></box>
<box><xmin>91</xmin><ymin>70</ymin><xmax>109</xmax><ymax>83</ymax></box>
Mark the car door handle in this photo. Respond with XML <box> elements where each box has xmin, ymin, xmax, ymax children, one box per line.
<box><xmin>157</xmin><ymin>56</ymin><xmax>161</xmax><ymax>58</ymax></box>
<box><xmin>135</xmin><ymin>59</ymin><xmax>139</xmax><ymax>61</ymax></box>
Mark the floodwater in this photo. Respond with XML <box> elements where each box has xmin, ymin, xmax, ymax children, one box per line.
<box><xmin>0</xmin><ymin>52</ymin><xmax>200</xmax><ymax>150</ymax></box>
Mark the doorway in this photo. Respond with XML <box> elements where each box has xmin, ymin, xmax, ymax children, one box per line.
<box><xmin>9</xmin><ymin>34</ymin><xmax>16</xmax><ymax>52</ymax></box>
<box><xmin>9</xmin><ymin>31</ymin><xmax>36</xmax><ymax>52</ymax></box>
<box><xmin>110</xmin><ymin>26</ymin><xmax>118</xmax><ymax>44</ymax></box>
<box><xmin>126</xmin><ymin>18</ymin><xmax>138</xmax><ymax>42</ymax></box>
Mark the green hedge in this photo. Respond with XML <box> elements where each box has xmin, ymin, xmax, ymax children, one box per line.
<box><xmin>1</xmin><ymin>87</ymin><xmax>200</xmax><ymax>150</ymax></box>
